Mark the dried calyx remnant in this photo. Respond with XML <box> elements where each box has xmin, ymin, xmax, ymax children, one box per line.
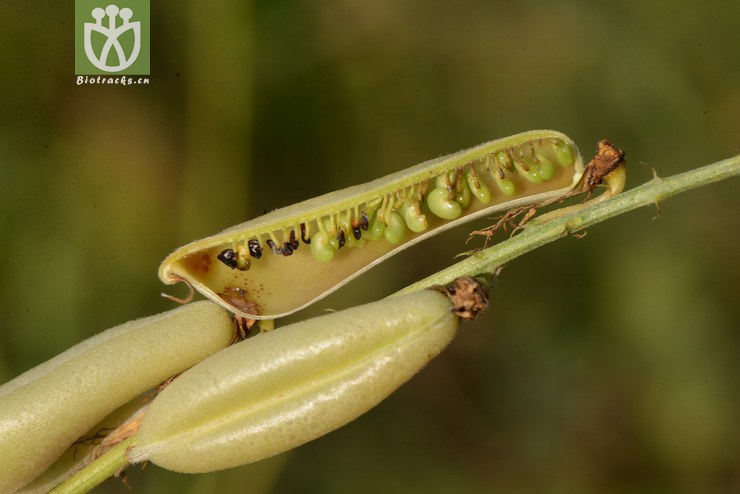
<box><xmin>217</xmin><ymin>287</ymin><xmax>260</xmax><ymax>340</ymax></box>
<box><xmin>576</xmin><ymin>139</ymin><xmax>625</xmax><ymax>194</ymax></box>
<box><xmin>433</xmin><ymin>276</ymin><xmax>491</xmax><ymax>321</ymax></box>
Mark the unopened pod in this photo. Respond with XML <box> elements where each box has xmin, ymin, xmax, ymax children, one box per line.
<box><xmin>0</xmin><ymin>302</ymin><xmax>233</xmax><ymax>493</ymax></box>
<box><xmin>129</xmin><ymin>280</ymin><xmax>488</xmax><ymax>473</ymax></box>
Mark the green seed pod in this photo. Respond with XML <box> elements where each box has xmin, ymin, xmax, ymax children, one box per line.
<box><xmin>427</xmin><ymin>187</ymin><xmax>463</xmax><ymax>220</ymax></box>
<box><xmin>158</xmin><ymin>130</ymin><xmax>583</xmax><ymax>319</ymax></box>
<box><xmin>0</xmin><ymin>302</ymin><xmax>233</xmax><ymax>493</ymax></box>
<box><xmin>17</xmin><ymin>397</ymin><xmax>146</xmax><ymax>494</ymax></box>
<box><xmin>129</xmin><ymin>289</ymin><xmax>464</xmax><ymax>473</ymax></box>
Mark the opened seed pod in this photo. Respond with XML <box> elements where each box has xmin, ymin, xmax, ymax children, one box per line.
<box><xmin>159</xmin><ymin>130</ymin><xmax>583</xmax><ymax>319</ymax></box>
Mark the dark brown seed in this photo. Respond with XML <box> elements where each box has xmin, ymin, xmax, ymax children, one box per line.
<box><xmin>217</xmin><ymin>249</ymin><xmax>238</xmax><ymax>269</ymax></box>
<box><xmin>266</xmin><ymin>239</ymin><xmax>279</xmax><ymax>255</ymax></box>
<box><xmin>289</xmin><ymin>230</ymin><xmax>300</xmax><ymax>250</ymax></box>
<box><xmin>300</xmin><ymin>223</ymin><xmax>311</xmax><ymax>244</ymax></box>
<box><xmin>337</xmin><ymin>230</ymin><xmax>346</xmax><ymax>249</ymax></box>
<box><xmin>351</xmin><ymin>220</ymin><xmax>362</xmax><ymax>240</ymax></box>
<box><xmin>281</xmin><ymin>242</ymin><xmax>293</xmax><ymax>256</ymax></box>
<box><xmin>360</xmin><ymin>211</ymin><xmax>369</xmax><ymax>231</ymax></box>
<box><xmin>248</xmin><ymin>239</ymin><xmax>262</xmax><ymax>258</ymax></box>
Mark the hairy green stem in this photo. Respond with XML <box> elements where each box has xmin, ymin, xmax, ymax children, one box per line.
<box><xmin>396</xmin><ymin>154</ymin><xmax>740</xmax><ymax>295</ymax></box>
<box><xmin>47</xmin><ymin>154</ymin><xmax>739</xmax><ymax>493</ymax></box>
<box><xmin>48</xmin><ymin>437</ymin><xmax>137</xmax><ymax>494</ymax></box>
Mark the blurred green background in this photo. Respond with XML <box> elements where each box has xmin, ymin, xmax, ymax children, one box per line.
<box><xmin>1</xmin><ymin>0</ymin><xmax>739</xmax><ymax>492</ymax></box>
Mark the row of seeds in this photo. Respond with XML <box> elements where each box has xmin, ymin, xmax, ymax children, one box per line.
<box><xmin>217</xmin><ymin>138</ymin><xmax>574</xmax><ymax>267</ymax></box>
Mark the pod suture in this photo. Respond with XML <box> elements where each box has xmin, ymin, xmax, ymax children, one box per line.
<box><xmin>160</xmin><ymin>130</ymin><xmax>586</xmax><ymax>319</ymax></box>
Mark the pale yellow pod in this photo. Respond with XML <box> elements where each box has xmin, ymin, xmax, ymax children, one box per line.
<box><xmin>159</xmin><ymin>130</ymin><xmax>583</xmax><ymax>319</ymax></box>
<box><xmin>16</xmin><ymin>397</ymin><xmax>147</xmax><ymax>494</ymax></box>
<box><xmin>0</xmin><ymin>302</ymin><xmax>233</xmax><ymax>494</ymax></box>
<box><xmin>130</xmin><ymin>289</ymin><xmax>460</xmax><ymax>473</ymax></box>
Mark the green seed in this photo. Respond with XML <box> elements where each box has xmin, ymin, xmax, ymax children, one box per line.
<box><xmin>235</xmin><ymin>244</ymin><xmax>251</xmax><ymax>270</ymax></box>
<box><xmin>341</xmin><ymin>223</ymin><xmax>356</xmax><ymax>248</ymax></box>
<box><xmin>427</xmin><ymin>187</ymin><xmax>462</xmax><ymax>220</ymax></box>
<box><xmin>495</xmin><ymin>150</ymin><xmax>512</xmax><ymax>169</ymax></box>
<box><xmin>310</xmin><ymin>232</ymin><xmax>334</xmax><ymax>262</ymax></box>
<box><xmin>434</xmin><ymin>172</ymin><xmax>451</xmax><ymax>189</ymax></box>
<box><xmin>466</xmin><ymin>172</ymin><xmax>491</xmax><ymax>204</ymax></box>
<box><xmin>494</xmin><ymin>173</ymin><xmax>516</xmax><ymax>196</ymax></box>
<box><xmin>455</xmin><ymin>178</ymin><xmax>471</xmax><ymax>208</ymax></box>
<box><xmin>400</xmin><ymin>201</ymin><xmax>428</xmax><ymax>233</ymax></box>
<box><xmin>367</xmin><ymin>212</ymin><xmax>386</xmax><ymax>241</ymax></box>
<box><xmin>434</xmin><ymin>170</ymin><xmax>468</xmax><ymax>208</ymax></box>
<box><xmin>384</xmin><ymin>212</ymin><xmax>407</xmax><ymax>244</ymax></box>
<box><xmin>536</xmin><ymin>153</ymin><xmax>555</xmax><ymax>180</ymax></box>
<box><xmin>553</xmin><ymin>140</ymin><xmax>573</xmax><ymax>166</ymax></box>
<box><xmin>515</xmin><ymin>159</ymin><xmax>543</xmax><ymax>184</ymax></box>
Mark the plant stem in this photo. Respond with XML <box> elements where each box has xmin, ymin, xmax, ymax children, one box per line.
<box><xmin>47</xmin><ymin>154</ymin><xmax>739</xmax><ymax>494</ymax></box>
<box><xmin>48</xmin><ymin>437</ymin><xmax>136</xmax><ymax>494</ymax></box>
<box><xmin>395</xmin><ymin>154</ymin><xmax>740</xmax><ymax>295</ymax></box>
